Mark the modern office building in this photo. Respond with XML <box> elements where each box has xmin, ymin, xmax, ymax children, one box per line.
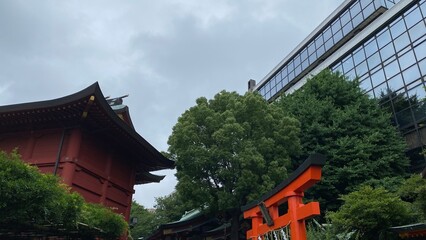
<box><xmin>250</xmin><ymin>0</ymin><xmax>426</xmax><ymax>170</ymax></box>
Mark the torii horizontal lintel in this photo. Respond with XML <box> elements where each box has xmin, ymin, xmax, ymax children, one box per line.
<box><xmin>243</xmin><ymin>165</ymin><xmax>323</xmax><ymax>219</ymax></box>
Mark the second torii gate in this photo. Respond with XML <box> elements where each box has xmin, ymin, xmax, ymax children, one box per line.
<box><xmin>241</xmin><ymin>154</ymin><xmax>326</xmax><ymax>240</ymax></box>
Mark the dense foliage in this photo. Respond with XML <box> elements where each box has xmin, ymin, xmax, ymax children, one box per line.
<box><xmin>81</xmin><ymin>203</ymin><xmax>128</xmax><ymax>239</ymax></box>
<box><xmin>0</xmin><ymin>150</ymin><xmax>127</xmax><ymax>239</ymax></box>
<box><xmin>130</xmin><ymin>191</ymin><xmax>191</xmax><ymax>239</ymax></box>
<box><xmin>130</xmin><ymin>193</ymin><xmax>190</xmax><ymax>239</ymax></box>
<box><xmin>168</xmin><ymin>91</ymin><xmax>301</xmax><ymax>237</ymax></box>
<box><xmin>168</xmin><ymin>91</ymin><xmax>300</xmax><ymax>211</ymax></box>
<box><xmin>129</xmin><ymin>201</ymin><xmax>157</xmax><ymax>239</ymax></box>
<box><xmin>0</xmin><ymin>150</ymin><xmax>84</xmax><ymax>228</ymax></box>
<box><xmin>398</xmin><ymin>174</ymin><xmax>426</xmax><ymax>220</ymax></box>
<box><xmin>154</xmin><ymin>191</ymin><xmax>189</xmax><ymax>224</ymax></box>
<box><xmin>327</xmin><ymin>186</ymin><xmax>415</xmax><ymax>239</ymax></box>
<box><xmin>278</xmin><ymin>69</ymin><xmax>409</xmax><ymax>211</ymax></box>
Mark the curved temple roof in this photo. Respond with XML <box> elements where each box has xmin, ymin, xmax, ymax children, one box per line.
<box><xmin>0</xmin><ymin>82</ymin><xmax>175</xmax><ymax>184</ymax></box>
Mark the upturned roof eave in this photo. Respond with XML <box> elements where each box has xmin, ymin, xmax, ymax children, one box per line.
<box><xmin>0</xmin><ymin>82</ymin><xmax>175</xmax><ymax>172</ymax></box>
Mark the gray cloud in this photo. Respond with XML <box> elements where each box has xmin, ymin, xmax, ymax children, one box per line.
<box><xmin>0</xmin><ymin>0</ymin><xmax>343</xmax><ymax>208</ymax></box>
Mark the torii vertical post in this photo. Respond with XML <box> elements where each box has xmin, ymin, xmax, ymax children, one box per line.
<box><xmin>241</xmin><ymin>154</ymin><xmax>326</xmax><ymax>240</ymax></box>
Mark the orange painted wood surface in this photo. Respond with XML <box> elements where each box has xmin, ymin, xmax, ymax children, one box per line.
<box><xmin>243</xmin><ymin>154</ymin><xmax>325</xmax><ymax>240</ymax></box>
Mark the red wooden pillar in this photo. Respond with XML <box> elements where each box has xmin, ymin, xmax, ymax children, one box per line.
<box><xmin>287</xmin><ymin>192</ymin><xmax>306</xmax><ymax>239</ymax></box>
<box><xmin>62</xmin><ymin>128</ymin><xmax>82</xmax><ymax>186</ymax></box>
<box><xmin>269</xmin><ymin>205</ymin><xmax>279</xmax><ymax>220</ymax></box>
<box><xmin>250</xmin><ymin>215</ymin><xmax>263</xmax><ymax>238</ymax></box>
<box><xmin>242</xmin><ymin>154</ymin><xmax>326</xmax><ymax>240</ymax></box>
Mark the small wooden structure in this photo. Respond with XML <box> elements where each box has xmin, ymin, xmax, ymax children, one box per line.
<box><xmin>147</xmin><ymin>209</ymin><xmax>230</xmax><ymax>240</ymax></box>
<box><xmin>241</xmin><ymin>154</ymin><xmax>325</xmax><ymax>240</ymax></box>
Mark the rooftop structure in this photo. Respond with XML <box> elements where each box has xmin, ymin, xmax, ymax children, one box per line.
<box><xmin>147</xmin><ymin>209</ymin><xmax>232</xmax><ymax>240</ymax></box>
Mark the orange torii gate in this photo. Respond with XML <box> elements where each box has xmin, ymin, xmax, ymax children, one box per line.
<box><xmin>241</xmin><ymin>154</ymin><xmax>326</xmax><ymax>240</ymax></box>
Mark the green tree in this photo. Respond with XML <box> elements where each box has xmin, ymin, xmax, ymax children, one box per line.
<box><xmin>397</xmin><ymin>174</ymin><xmax>426</xmax><ymax>220</ymax></box>
<box><xmin>168</xmin><ymin>91</ymin><xmax>301</xmax><ymax>238</ymax></box>
<box><xmin>360</xmin><ymin>176</ymin><xmax>405</xmax><ymax>194</ymax></box>
<box><xmin>328</xmin><ymin>186</ymin><xmax>415</xmax><ymax>239</ymax></box>
<box><xmin>154</xmin><ymin>191</ymin><xmax>189</xmax><ymax>224</ymax></box>
<box><xmin>130</xmin><ymin>193</ymin><xmax>189</xmax><ymax>239</ymax></box>
<box><xmin>278</xmin><ymin>70</ymin><xmax>409</xmax><ymax>212</ymax></box>
<box><xmin>130</xmin><ymin>201</ymin><xmax>157</xmax><ymax>239</ymax></box>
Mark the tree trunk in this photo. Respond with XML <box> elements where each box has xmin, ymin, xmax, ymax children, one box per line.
<box><xmin>231</xmin><ymin>210</ymin><xmax>241</xmax><ymax>240</ymax></box>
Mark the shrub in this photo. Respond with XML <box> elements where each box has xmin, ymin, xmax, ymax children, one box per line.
<box><xmin>0</xmin><ymin>150</ymin><xmax>127</xmax><ymax>238</ymax></box>
<box><xmin>81</xmin><ymin>203</ymin><xmax>128</xmax><ymax>239</ymax></box>
<box><xmin>327</xmin><ymin>186</ymin><xmax>415</xmax><ymax>239</ymax></box>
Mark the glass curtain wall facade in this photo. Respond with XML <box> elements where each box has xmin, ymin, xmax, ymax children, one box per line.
<box><xmin>252</xmin><ymin>0</ymin><xmax>426</xmax><ymax>170</ymax></box>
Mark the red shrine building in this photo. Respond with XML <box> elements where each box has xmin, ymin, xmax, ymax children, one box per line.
<box><xmin>0</xmin><ymin>83</ymin><xmax>174</xmax><ymax>221</ymax></box>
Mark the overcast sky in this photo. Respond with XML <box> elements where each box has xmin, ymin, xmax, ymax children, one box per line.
<box><xmin>0</xmin><ymin>0</ymin><xmax>343</xmax><ymax>208</ymax></box>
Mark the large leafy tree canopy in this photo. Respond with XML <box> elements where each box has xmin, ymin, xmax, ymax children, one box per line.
<box><xmin>168</xmin><ymin>91</ymin><xmax>301</xmax><ymax>212</ymax></box>
<box><xmin>278</xmin><ymin>70</ymin><xmax>409</xmax><ymax>211</ymax></box>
